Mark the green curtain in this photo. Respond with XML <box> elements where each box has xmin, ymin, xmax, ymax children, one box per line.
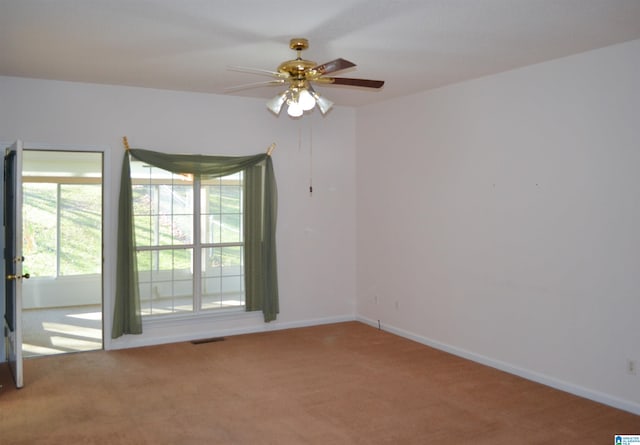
<box><xmin>112</xmin><ymin>148</ymin><xmax>278</xmax><ymax>338</ymax></box>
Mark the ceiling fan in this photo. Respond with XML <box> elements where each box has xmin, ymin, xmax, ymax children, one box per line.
<box><xmin>228</xmin><ymin>38</ymin><xmax>385</xmax><ymax>117</ymax></box>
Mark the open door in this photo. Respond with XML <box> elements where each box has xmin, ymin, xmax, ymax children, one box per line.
<box><xmin>21</xmin><ymin>149</ymin><xmax>104</xmax><ymax>356</ymax></box>
<box><xmin>4</xmin><ymin>140</ymin><xmax>27</xmax><ymax>388</ymax></box>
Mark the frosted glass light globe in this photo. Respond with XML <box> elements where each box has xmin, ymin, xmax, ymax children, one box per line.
<box><xmin>298</xmin><ymin>89</ymin><xmax>316</xmax><ymax>111</ymax></box>
<box><xmin>287</xmin><ymin>101</ymin><xmax>303</xmax><ymax>117</ymax></box>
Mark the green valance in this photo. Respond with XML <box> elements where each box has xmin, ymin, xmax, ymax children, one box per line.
<box><xmin>112</xmin><ymin>148</ymin><xmax>278</xmax><ymax>338</ymax></box>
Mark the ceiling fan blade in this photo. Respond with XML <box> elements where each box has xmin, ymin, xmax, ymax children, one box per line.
<box><xmin>312</xmin><ymin>58</ymin><xmax>356</xmax><ymax>75</ymax></box>
<box><xmin>227</xmin><ymin>65</ymin><xmax>289</xmax><ymax>79</ymax></box>
<box><xmin>316</xmin><ymin>77</ymin><xmax>385</xmax><ymax>88</ymax></box>
<box><xmin>224</xmin><ymin>79</ymin><xmax>285</xmax><ymax>92</ymax></box>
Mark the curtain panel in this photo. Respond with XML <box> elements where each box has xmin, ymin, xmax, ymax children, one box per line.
<box><xmin>112</xmin><ymin>148</ymin><xmax>278</xmax><ymax>338</ymax></box>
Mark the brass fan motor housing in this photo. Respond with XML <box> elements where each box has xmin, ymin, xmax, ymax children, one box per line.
<box><xmin>277</xmin><ymin>58</ymin><xmax>317</xmax><ymax>81</ymax></box>
<box><xmin>278</xmin><ymin>38</ymin><xmax>317</xmax><ymax>81</ymax></box>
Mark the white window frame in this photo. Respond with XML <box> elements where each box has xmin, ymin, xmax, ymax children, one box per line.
<box><xmin>131</xmin><ymin>164</ymin><xmax>245</xmax><ymax>318</ymax></box>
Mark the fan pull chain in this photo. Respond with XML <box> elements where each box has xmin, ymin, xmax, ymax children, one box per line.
<box><xmin>309</xmin><ymin>122</ymin><xmax>313</xmax><ymax>196</ymax></box>
<box><xmin>298</xmin><ymin>119</ymin><xmax>314</xmax><ymax>196</ymax></box>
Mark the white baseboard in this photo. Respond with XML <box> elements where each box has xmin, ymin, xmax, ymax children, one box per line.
<box><xmin>108</xmin><ymin>313</ymin><xmax>355</xmax><ymax>351</ymax></box>
<box><xmin>356</xmin><ymin>315</ymin><xmax>640</xmax><ymax>416</ymax></box>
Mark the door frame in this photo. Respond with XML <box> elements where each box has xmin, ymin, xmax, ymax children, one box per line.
<box><xmin>3</xmin><ymin>141</ymin><xmax>114</xmax><ymax>360</ymax></box>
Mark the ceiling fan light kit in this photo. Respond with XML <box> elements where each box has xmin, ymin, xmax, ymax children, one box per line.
<box><xmin>229</xmin><ymin>38</ymin><xmax>384</xmax><ymax>118</ymax></box>
<box><xmin>269</xmin><ymin>85</ymin><xmax>331</xmax><ymax>117</ymax></box>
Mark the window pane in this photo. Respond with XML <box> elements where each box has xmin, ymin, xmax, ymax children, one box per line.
<box><xmin>220</xmin><ymin>214</ymin><xmax>241</xmax><ymax>243</ymax></box>
<box><xmin>159</xmin><ymin>184</ymin><xmax>192</xmax><ymax>214</ymax></box>
<box><xmin>131</xmin><ymin>162</ymin><xmax>193</xmax><ymax>248</ymax></box>
<box><xmin>59</xmin><ymin>184</ymin><xmax>102</xmax><ymax>275</ymax></box>
<box><xmin>220</xmin><ymin>246</ymin><xmax>242</xmax><ymax>275</ymax></box>
<box><xmin>202</xmin><ymin>214</ymin><xmax>221</xmax><ymax>244</ymax></box>
<box><xmin>157</xmin><ymin>184</ymin><xmax>193</xmax><ymax>244</ymax></box>
<box><xmin>132</xmin><ymin>184</ymin><xmax>152</xmax><ymax>215</ymax></box>
<box><xmin>220</xmin><ymin>185</ymin><xmax>241</xmax><ymax>213</ymax></box>
<box><xmin>153</xmin><ymin>195</ymin><xmax>193</xmax><ymax>246</ymax></box>
<box><xmin>133</xmin><ymin>214</ymin><xmax>152</xmax><ymax>246</ymax></box>
<box><xmin>137</xmin><ymin>248</ymin><xmax>193</xmax><ymax>316</ymax></box>
<box><xmin>22</xmin><ymin>183</ymin><xmax>57</xmax><ymax>277</ymax></box>
<box><xmin>201</xmin><ymin>247</ymin><xmax>244</xmax><ymax>310</ymax></box>
<box><xmin>201</xmin><ymin>173</ymin><xmax>243</xmax><ymax>245</ymax></box>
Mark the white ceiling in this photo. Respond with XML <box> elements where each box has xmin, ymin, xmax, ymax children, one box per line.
<box><xmin>2</xmin><ymin>0</ymin><xmax>640</xmax><ymax>107</ymax></box>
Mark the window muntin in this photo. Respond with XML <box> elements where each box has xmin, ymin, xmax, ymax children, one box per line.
<box><xmin>131</xmin><ymin>161</ymin><xmax>244</xmax><ymax>317</ymax></box>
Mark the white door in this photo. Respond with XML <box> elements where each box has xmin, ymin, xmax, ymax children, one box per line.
<box><xmin>4</xmin><ymin>140</ymin><xmax>26</xmax><ymax>388</ymax></box>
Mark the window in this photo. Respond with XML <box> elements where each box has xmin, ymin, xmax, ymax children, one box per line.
<box><xmin>22</xmin><ymin>151</ymin><xmax>102</xmax><ymax>278</ymax></box>
<box><xmin>113</xmin><ymin>148</ymin><xmax>277</xmax><ymax>338</ymax></box>
<box><xmin>131</xmin><ymin>159</ymin><xmax>244</xmax><ymax>316</ymax></box>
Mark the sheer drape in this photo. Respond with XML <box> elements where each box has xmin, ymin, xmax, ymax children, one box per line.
<box><xmin>112</xmin><ymin>148</ymin><xmax>278</xmax><ymax>338</ymax></box>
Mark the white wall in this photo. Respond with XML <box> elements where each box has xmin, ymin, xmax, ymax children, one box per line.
<box><xmin>23</xmin><ymin>276</ymin><xmax>101</xmax><ymax>309</ymax></box>
<box><xmin>356</xmin><ymin>39</ymin><xmax>640</xmax><ymax>414</ymax></box>
<box><xmin>0</xmin><ymin>76</ymin><xmax>357</xmax><ymax>349</ymax></box>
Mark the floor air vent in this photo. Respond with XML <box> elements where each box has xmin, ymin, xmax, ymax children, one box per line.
<box><xmin>191</xmin><ymin>337</ymin><xmax>226</xmax><ymax>345</ymax></box>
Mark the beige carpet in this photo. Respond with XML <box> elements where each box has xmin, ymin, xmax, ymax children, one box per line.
<box><xmin>1</xmin><ymin>321</ymin><xmax>638</xmax><ymax>444</ymax></box>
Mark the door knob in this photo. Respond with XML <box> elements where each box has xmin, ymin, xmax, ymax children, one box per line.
<box><xmin>6</xmin><ymin>273</ymin><xmax>30</xmax><ymax>280</ymax></box>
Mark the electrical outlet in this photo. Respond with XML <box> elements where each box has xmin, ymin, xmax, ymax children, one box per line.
<box><xmin>394</xmin><ymin>300</ymin><xmax>399</xmax><ymax>310</ymax></box>
<box><xmin>373</xmin><ymin>295</ymin><xmax>378</xmax><ymax>304</ymax></box>
<box><xmin>627</xmin><ymin>359</ymin><xmax>637</xmax><ymax>376</ymax></box>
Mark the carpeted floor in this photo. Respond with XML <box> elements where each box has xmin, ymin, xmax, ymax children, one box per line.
<box><xmin>1</xmin><ymin>321</ymin><xmax>638</xmax><ymax>444</ymax></box>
